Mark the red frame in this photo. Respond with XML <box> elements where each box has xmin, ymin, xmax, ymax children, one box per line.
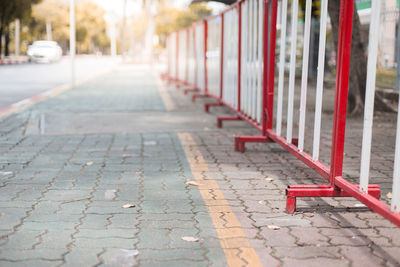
<box><xmin>164</xmin><ymin>0</ymin><xmax>400</xmax><ymax>227</ymax></box>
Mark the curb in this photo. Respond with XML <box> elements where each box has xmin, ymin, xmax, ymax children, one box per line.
<box><xmin>0</xmin><ymin>58</ymin><xmax>29</xmax><ymax>65</ymax></box>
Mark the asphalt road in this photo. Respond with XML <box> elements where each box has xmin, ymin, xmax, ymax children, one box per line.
<box><xmin>0</xmin><ymin>56</ymin><xmax>121</xmax><ymax>109</ymax></box>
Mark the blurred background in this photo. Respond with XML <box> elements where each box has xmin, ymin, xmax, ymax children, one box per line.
<box><xmin>0</xmin><ymin>0</ymin><xmax>227</xmax><ymax>62</ymax></box>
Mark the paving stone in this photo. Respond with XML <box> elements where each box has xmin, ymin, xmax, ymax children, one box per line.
<box><xmin>1</xmin><ymin>63</ymin><xmax>399</xmax><ymax>266</ymax></box>
<box><xmin>0</xmin><ymin>248</ymin><xmax>66</xmax><ymax>261</ymax></box>
<box><xmin>62</xmin><ymin>248</ymin><xmax>103</xmax><ymax>267</ymax></box>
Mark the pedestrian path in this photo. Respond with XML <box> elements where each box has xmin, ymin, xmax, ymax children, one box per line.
<box><xmin>0</xmin><ymin>64</ymin><xmax>399</xmax><ymax>266</ymax></box>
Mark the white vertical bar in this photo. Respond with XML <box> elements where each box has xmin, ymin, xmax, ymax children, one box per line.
<box><xmin>69</xmin><ymin>0</ymin><xmax>76</xmax><ymax>86</ymax></box>
<box><xmin>276</xmin><ymin>0</ymin><xmax>288</xmax><ymax>136</ymax></box>
<box><xmin>392</xmin><ymin>90</ymin><xmax>400</xmax><ymax>212</ymax></box>
<box><xmin>286</xmin><ymin>0</ymin><xmax>299</xmax><ymax>143</ymax></box>
<box><xmin>312</xmin><ymin>0</ymin><xmax>328</xmax><ymax>161</ymax></box>
<box><xmin>241</xmin><ymin>3</ymin><xmax>246</xmax><ymax>112</ymax></box>
<box><xmin>248</xmin><ymin>0</ymin><xmax>254</xmax><ymax>116</ymax></box>
<box><xmin>257</xmin><ymin>0</ymin><xmax>264</xmax><ymax>123</ymax></box>
<box><xmin>359</xmin><ymin>0</ymin><xmax>381</xmax><ymax>193</ymax></box>
<box><xmin>298</xmin><ymin>0</ymin><xmax>312</xmax><ymax>151</ymax></box>
<box><xmin>244</xmin><ymin>1</ymin><xmax>249</xmax><ymax>114</ymax></box>
<box><xmin>241</xmin><ymin>2</ymin><xmax>246</xmax><ymax>112</ymax></box>
<box><xmin>252</xmin><ymin>0</ymin><xmax>257</xmax><ymax>119</ymax></box>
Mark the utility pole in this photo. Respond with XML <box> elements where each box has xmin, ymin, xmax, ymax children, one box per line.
<box><xmin>46</xmin><ymin>21</ymin><xmax>52</xmax><ymax>41</ymax></box>
<box><xmin>111</xmin><ymin>24</ymin><xmax>117</xmax><ymax>56</ymax></box>
<box><xmin>70</xmin><ymin>0</ymin><xmax>76</xmax><ymax>86</ymax></box>
<box><xmin>15</xmin><ymin>19</ymin><xmax>20</xmax><ymax>57</ymax></box>
<box><xmin>121</xmin><ymin>0</ymin><xmax>127</xmax><ymax>60</ymax></box>
<box><xmin>144</xmin><ymin>0</ymin><xmax>155</xmax><ymax>63</ymax></box>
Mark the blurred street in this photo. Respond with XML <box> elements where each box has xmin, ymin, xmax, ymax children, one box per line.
<box><xmin>0</xmin><ymin>56</ymin><xmax>120</xmax><ymax>109</ymax></box>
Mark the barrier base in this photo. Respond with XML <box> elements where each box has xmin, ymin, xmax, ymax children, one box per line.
<box><xmin>205</xmin><ymin>102</ymin><xmax>223</xmax><ymax>112</ymax></box>
<box><xmin>234</xmin><ymin>136</ymin><xmax>273</xmax><ymax>152</ymax></box>
<box><xmin>192</xmin><ymin>94</ymin><xmax>209</xmax><ymax>102</ymax></box>
<box><xmin>234</xmin><ymin>136</ymin><xmax>298</xmax><ymax>153</ymax></box>
<box><xmin>184</xmin><ymin>87</ymin><xmax>199</xmax><ymax>95</ymax></box>
<box><xmin>286</xmin><ymin>184</ymin><xmax>381</xmax><ymax>214</ymax></box>
<box><xmin>217</xmin><ymin>116</ymin><xmax>241</xmax><ymax>128</ymax></box>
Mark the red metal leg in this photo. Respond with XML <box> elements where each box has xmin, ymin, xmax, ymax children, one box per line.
<box><xmin>184</xmin><ymin>87</ymin><xmax>199</xmax><ymax>95</ymax></box>
<box><xmin>285</xmin><ymin>184</ymin><xmax>381</xmax><ymax>213</ymax></box>
<box><xmin>217</xmin><ymin>116</ymin><xmax>241</xmax><ymax>128</ymax></box>
<box><xmin>205</xmin><ymin>102</ymin><xmax>223</xmax><ymax>112</ymax></box>
<box><xmin>286</xmin><ymin>196</ymin><xmax>296</xmax><ymax>214</ymax></box>
<box><xmin>192</xmin><ymin>94</ymin><xmax>207</xmax><ymax>102</ymax></box>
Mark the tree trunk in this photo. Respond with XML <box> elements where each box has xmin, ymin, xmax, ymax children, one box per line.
<box><xmin>0</xmin><ymin>26</ymin><xmax>3</xmax><ymax>57</ymax></box>
<box><xmin>4</xmin><ymin>27</ymin><xmax>10</xmax><ymax>57</ymax></box>
<box><xmin>328</xmin><ymin>0</ymin><xmax>395</xmax><ymax>115</ymax></box>
<box><xmin>328</xmin><ymin>0</ymin><xmax>365</xmax><ymax>115</ymax></box>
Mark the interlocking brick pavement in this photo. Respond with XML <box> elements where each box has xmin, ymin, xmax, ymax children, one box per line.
<box><xmin>0</xmin><ymin>64</ymin><xmax>398</xmax><ymax>266</ymax></box>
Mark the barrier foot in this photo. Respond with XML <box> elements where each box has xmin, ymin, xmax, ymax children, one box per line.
<box><xmin>285</xmin><ymin>184</ymin><xmax>381</xmax><ymax>214</ymax></box>
<box><xmin>205</xmin><ymin>102</ymin><xmax>223</xmax><ymax>112</ymax></box>
<box><xmin>234</xmin><ymin>136</ymin><xmax>274</xmax><ymax>152</ymax></box>
<box><xmin>192</xmin><ymin>94</ymin><xmax>207</xmax><ymax>103</ymax></box>
<box><xmin>184</xmin><ymin>87</ymin><xmax>199</xmax><ymax>95</ymax></box>
<box><xmin>217</xmin><ymin>116</ymin><xmax>241</xmax><ymax>128</ymax></box>
<box><xmin>286</xmin><ymin>196</ymin><xmax>296</xmax><ymax>214</ymax></box>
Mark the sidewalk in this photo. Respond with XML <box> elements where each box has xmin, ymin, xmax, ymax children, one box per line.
<box><xmin>0</xmin><ymin>63</ymin><xmax>399</xmax><ymax>266</ymax></box>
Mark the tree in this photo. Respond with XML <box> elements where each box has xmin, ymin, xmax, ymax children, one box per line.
<box><xmin>328</xmin><ymin>1</ymin><xmax>393</xmax><ymax>115</ymax></box>
<box><xmin>32</xmin><ymin>0</ymin><xmax>109</xmax><ymax>54</ymax></box>
<box><xmin>0</xmin><ymin>0</ymin><xmax>42</xmax><ymax>56</ymax></box>
<box><xmin>155</xmin><ymin>3</ymin><xmax>212</xmax><ymax>45</ymax></box>
<box><xmin>32</xmin><ymin>0</ymin><xmax>69</xmax><ymax>48</ymax></box>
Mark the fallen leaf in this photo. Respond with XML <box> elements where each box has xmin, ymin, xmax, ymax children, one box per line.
<box><xmin>186</xmin><ymin>180</ymin><xmax>203</xmax><ymax>186</ymax></box>
<box><xmin>387</xmin><ymin>192</ymin><xmax>393</xmax><ymax>199</ymax></box>
<box><xmin>267</xmin><ymin>225</ymin><xmax>280</xmax><ymax>230</ymax></box>
<box><xmin>86</xmin><ymin>162</ymin><xmax>94</xmax><ymax>166</ymax></box>
<box><xmin>122</xmin><ymin>204</ymin><xmax>136</xmax><ymax>209</ymax></box>
<box><xmin>354</xmin><ymin>203</ymin><xmax>366</xmax><ymax>208</ymax></box>
<box><xmin>144</xmin><ymin>141</ymin><xmax>157</xmax><ymax>146</ymax></box>
<box><xmin>181</xmin><ymin>236</ymin><xmax>199</xmax><ymax>242</ymax></box>
<box><xmin>62</xmin><ymin>198</ymin><xmax>91</xmax><ymax>204</ymax></box>
<box><xmin>303</xmin><ymin>213</ymin><xmax>314</xmax><ymax>218</ymax></box>
<box><xmin>265</xmin><ymin>178</ymin><xmax>274</xmax><ymax>182</ymax></box>
<box><xmin>0</xmin><ymin>213</ymin><xmax>4</xmax><ymax>216</ymax></box>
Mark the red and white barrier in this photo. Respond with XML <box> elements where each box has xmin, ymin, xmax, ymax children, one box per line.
<box><xmin>0</xmin><ymin>58</ymin><xmax>28</xmax><ymax>65</ymax></box>
<box><xmin>163</xmin><ymin>0</ymin><xmax>400</xmax><ymax>227</ymax></box>
<box><xmin>194</xmin><ymin>22</ymin><xmax>206</xmax><ymax>93</ymax></box>
<box><xmin>177</xmin><ymin>29</ymin><xmax>188</xmax><ymax>85</ymax></box>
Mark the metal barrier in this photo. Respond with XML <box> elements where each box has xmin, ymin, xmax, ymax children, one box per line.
<box><xmin>177</xmin><ymin>29</ymin><xmax>188</xmax><ymax>86</ymax></box>
<box><xmin>163</xmin><ymin>0</ymin><xmax>400</xmax><ymax>227</ymax></box>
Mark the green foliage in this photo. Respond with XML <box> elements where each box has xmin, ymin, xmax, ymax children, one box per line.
<box><xmin>155</xmin><ymin>3</ymin><xmax>212</xmax><ymax>38</ymax></box>
<box><xmin>31</xmin><ymin>0</ymin><xmax>109</xmax><ymax>54</ymax></box>
<box><xmin>0</xmin><ymin>0</ymin><xmax>42</xmax><ymax>28</ymax></box>
<box><xmin>299</xmin><ymin>0</ymin><xmax>321</xmax><ymax>20</ymax></box>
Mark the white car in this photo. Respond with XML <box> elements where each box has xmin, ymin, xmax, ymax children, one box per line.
<box><xmin>27</xmin><ymin>41</ymin><xmax>62</xmax><ymax>63</ymax></box>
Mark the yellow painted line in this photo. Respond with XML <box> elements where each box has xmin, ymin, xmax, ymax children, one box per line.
<box><xmin>178</xmin><ymin>132</ymin><xmax>263</xmax><ymax>267</ymax></box>
<box><xmin>157</xmin><ymin>76</ymin><xmax>175</xmax><ymax>111</ymax></box>
<box><xmin>0</xmin><ymin>66</ymin><xmax>117</xmax><ymax>119</ymax></box>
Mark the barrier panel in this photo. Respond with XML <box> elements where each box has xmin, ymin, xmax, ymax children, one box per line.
<box><xmin>166</xmin><ymin>32</ymin><xmax>177</xmax><ymax>81</ymax></box>
<box><xmin>163</xmin><ymin>0</ymin><xmax>400</xmax><ymax>227</ymax></box>
<box><xmin>222</xmin><ymin>7</ymin><xmax>239</xmax><ymax>110</ymax></box>
<box><xmin>177</xmin><ymin>29</ymin><xmax>187</xmax><ymax>86</ymax></box>
<box><xmin>205</xmin><ymin>16</ymin><xmax>222</xmax><ymax>98</ymax></box>
<box><xmin>194</xmin><ymin>22</ymin><xmax>206</xmax><ymax>93</ymax></box>
<box><xmin>187</xmin><ymin>27</ymin><xmax>196</xmax><ymax>88</ymax></box>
